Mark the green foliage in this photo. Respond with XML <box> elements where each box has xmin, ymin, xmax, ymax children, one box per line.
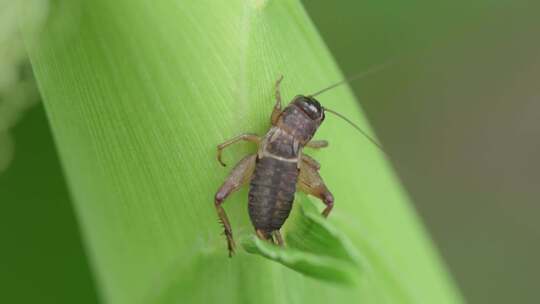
<box><xmin>24</xmin><ymin>0</ymin><xmax>464</xmax><ymax>303</ymax></box>
<box><xmin>243</xmin><ymin>198</ymin><xmax>362</xmax><ymax>285</ymax></box>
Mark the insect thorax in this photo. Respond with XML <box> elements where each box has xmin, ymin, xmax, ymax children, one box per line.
<box><xmin>276</xmin><ymin>104</ymin><xmax>321</xmax><ymax>144</ymax></box>
<box><xmin>261</xmin><ymin>127</ymin><xmax>301</xmax><ymax>162</ymax></box>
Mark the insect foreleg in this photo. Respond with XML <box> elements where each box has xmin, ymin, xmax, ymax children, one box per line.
<box><xmin>215</xmin><ymin>154</ymin><xmax>257</xmax><ymax>256</ymax></box>
<box><xmin>271</xmin><ymin>75</ymin><xmax>284</xmax><ymax>125</ymax></box>
<box><xmin>306</xmin><ymin>140</ymin><xmax>328</xmax><ymax>149</ymax></box>
<box><xmin>217</xmin><ymin>134</ymin><xmax>260</xmax><ymax>166</ymax></box>
<box><xmin>298</xmin><ymin>157</ymin><xmax>334</xmax><ymax>218</ymax></box>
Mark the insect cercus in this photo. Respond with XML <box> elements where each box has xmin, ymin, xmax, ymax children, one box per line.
<box><xmin>215</xmin><ymin>72</ymin><xmax>385</xmax><ymax>257</ymax></box>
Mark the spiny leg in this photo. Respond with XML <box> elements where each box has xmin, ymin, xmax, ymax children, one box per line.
<box><xmin>271</xmin><ymin>75</ymin><xmax>284</xmax><ymax>125</ymax></box>
<box><xmin>298</xmin><ymin>156</ymin><xmax>334</xmax><ymax>218</ymax></box>
<box><xmin>217</xmin><ymin>134</ymin><xmax>260</xmax><ymax>167</ymax></box>
<box><xmin>215</xmin><ymin>154</ymin><xmax>257</xmax><ymax>256</ymax></box>
<box><xmin>306</xmin><ymin>139</ymin><xmax>329</xmax><ymax>149</ymax></box>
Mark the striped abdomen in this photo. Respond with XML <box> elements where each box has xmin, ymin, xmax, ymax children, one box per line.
<box><xmin>248</xmin><ymin>156</ymin><xmax>299</xmax><ymax>234</ymax></box>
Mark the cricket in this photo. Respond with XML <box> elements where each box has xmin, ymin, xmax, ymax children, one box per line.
<box><xmin>215</xmin><ymin>69</ymin><xmax>386</xmax><ymax>256</ymax></box>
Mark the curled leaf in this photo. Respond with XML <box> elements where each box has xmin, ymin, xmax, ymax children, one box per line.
<box><xmin>242</xmin><ymin>197</ymin><xmax>362</xmax><ymax>285</ymax></box>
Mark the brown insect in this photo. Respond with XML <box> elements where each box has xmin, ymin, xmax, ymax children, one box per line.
<box><xmin>215</xmin><ymin>72</ymin><xmax>385</xmax><ymax>256</ymax></box>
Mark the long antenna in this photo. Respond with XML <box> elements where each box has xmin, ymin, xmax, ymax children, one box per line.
<box><xmin>323</xmin><ymin>107</ymin><xmax>384</xmax><ymax>152</ymax></box>
<box><xmin>309</xmin><ymin>60</ymin><xmax>395</xmax><ymax>97</ymax></box>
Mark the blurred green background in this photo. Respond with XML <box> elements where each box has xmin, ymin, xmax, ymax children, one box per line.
<box><xmin>1</xmin><ymin>0</ymin><xmax>538</xmax><ymax>303</ymax></box>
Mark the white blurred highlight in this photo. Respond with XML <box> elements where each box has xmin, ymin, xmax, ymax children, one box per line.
<box><xmin>0</xmin><ymin>0</ymin><xmax>49</xmax><ymax>173</ymax></box>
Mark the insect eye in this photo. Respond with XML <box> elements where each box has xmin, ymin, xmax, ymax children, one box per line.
<box><xmin>305</xmin><ymin>98</ymin><xmax>323</xmax><ymax>118</ymax></box>
<box><xmin>295</xmin><ymin>96</ymin><xmax>324</xmax><ymax>120</ymax></box>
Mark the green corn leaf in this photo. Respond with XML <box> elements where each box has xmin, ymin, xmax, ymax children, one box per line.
<box><xmin>23</xmin><ymin>0</ymin><xmax>464</xmax><ymax>303</ymax></box>
<box><xmin>242</xmin><ymin>197</ymin><xmax>362</xmax><ymax>286</ymax></box>
<box><xmin>243</xmin><ymin>235</ymin><xmax>359</xmax><ymax>286</ymax></box>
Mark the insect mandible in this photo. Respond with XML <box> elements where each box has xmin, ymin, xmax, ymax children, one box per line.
<box><xmin>215</xmin><ymin>69</ymin><xmax>387</xmax><ymax>256</ymax></box>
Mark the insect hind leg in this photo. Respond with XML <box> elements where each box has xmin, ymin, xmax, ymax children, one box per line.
<box><xmin>215</xmin><ymin>154</ymin><xmax>256</xmax><ymax>257</ymax></box>
<box><xmin>215</xmin><ymin>203</ymin><xmax>235</xmax><ymax>256</ymax></box>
